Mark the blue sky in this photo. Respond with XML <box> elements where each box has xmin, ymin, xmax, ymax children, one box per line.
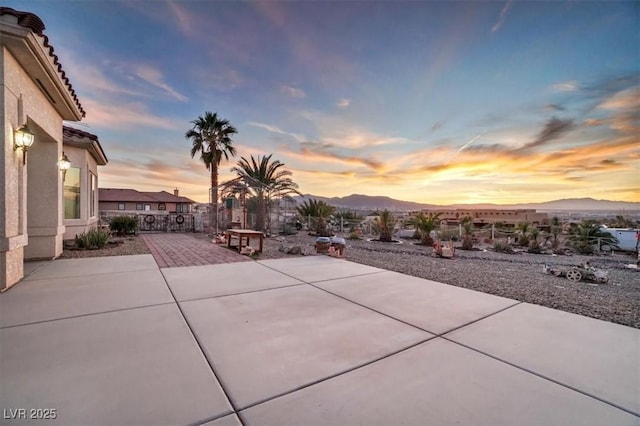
<box><xmin>8</xmin><ymin>0</ymin><xmax>639</xmax><ymax>204</ymax></box>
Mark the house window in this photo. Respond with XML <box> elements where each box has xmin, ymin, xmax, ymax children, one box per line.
<box><xmin>144</xmin><ymin>204</ymin><xmax>151</xmax><ymax>211</ymax></box>
<box><xmin>158</xmin><ymin>203</ymin><xmax>166</xmax><ymax>210</ymax></box>
<box><xmin>89</xmin><ymin>172</ymin><xmax>97</xmax><ymax>217</ymax></box>
<box><xmin>176</xmin><ymin>203</ymin><xmax>189</xmax><ymax>213</ymax></box>
<box><xmin>118</xmin><ymin>203</ymin><xmax>126</xmax><ymax>210</ymax></box>
<box><xmin>64</xmin><ymin>167</ymin><xmax>81</xmax><ymax>219</ymax></box>
<box><xmin>136</xmin><ymin>203</ymin><xmax>143</xmax><ymax>210</ymax></box>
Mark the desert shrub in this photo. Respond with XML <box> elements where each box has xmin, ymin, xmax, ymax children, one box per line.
<box><xmin>461</xmin><ymin>235</ymin><xmax>474</xmax><ymax>250</ymax></box>
<box><xmin>493</xmin><ymin>240</ymin><xmax>515</xmax><ymax>253</ymax></box>
<box><xmin>75</xmin><ymin>228</ymin><xmax>110</xmax><ymax>249</ymax></box>
<box><xmin>347</xmin><ymin>230</ymin><xmax>361</xmax><ymax>240</ymax></box>
<box><xmin>110</xmin><ymin>216</ymin><xmax>138</xmax><ymax>236</ymax></box>
<box><xmin>438</xmin><ymin>229</ymin><xmax>458</xmax><ymax>242</ymax></box>
<box><xmin>528</xmin><ymin>240</ymin><xmax>543</xmax><ymax>254</ymax></box>
<box><xmin>421</xmin><ymin>235</ymin><xmax>434</xmax><ymax>246</ymax></box>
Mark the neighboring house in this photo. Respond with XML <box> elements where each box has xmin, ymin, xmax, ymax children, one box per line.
<box><xmin>62</xmin><ymin>126</ymin><xmax>108</xmax><ymax>240</ymax></box>
<box><xmin>1</xmin><ymin>7</ymin><xmax>107</xmax><ymax>289</ymax></box>
<box><xmin>407</xmin><ymin>209</ymin><xmax>550</xmax><ymax>229</ymax></box>
<box><xmin>99</xmin><ymin>188</ymin><xmax>195</xmax><ymax>215</ymax></box>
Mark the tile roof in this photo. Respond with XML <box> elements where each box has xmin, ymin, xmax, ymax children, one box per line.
<box><xmin>99</xmin><ymin>188</ymin><xmax>195</xmax><ymax>204</ymax></box>
<box><xmin>63</xmin><ymin>126</ymin><xmax>98</xmax><ymax>141</ymax></box>
<box><xmin>63</xmin><ymin>125</ymin><xmax>108</xmax><ymax>165</ymax></box>
<box><xmin>151</xmin><ymin>191</ymin><xmax>196</xmax><ymax>203</ymax></box>
<box><xmin>0</xmin><ymin>7</ymin><xmax>85</xmax><ymax>117</ymax></box>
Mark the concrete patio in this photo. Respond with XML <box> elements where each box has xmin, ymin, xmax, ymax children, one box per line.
<box><xmin>1</xmin><ymin>254</ymin><xmax>638</xmax><ymax>425</ymax></box>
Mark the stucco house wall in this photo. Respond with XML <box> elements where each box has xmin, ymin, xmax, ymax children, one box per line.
<box><xmin>62</xmin><ymin>127</ymin><xmax>107</xmax><ymax>240</ymax></box>
<box><xmin>1</xmin><ymin>8</ymin><xmax>86</xmax><ymax>290</ymax></box>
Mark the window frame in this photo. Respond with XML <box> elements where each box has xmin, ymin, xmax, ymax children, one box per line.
<box><xmin>64</xmin><ymin>166</ymin><xmax>81</xmax><ymax>220</ymax></box>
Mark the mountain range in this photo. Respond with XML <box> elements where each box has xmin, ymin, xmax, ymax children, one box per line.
<box><xmin>293</xmin><ymin>194</ymin><xmax>640</xmax><ymax>212</ymax></box>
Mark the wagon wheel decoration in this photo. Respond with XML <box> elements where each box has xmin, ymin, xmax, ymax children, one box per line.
<box><xmin>144</xmin><ymin>215</ymin><xmax>155</xmax><ymax>224</ymax></box>
<box><xmin>175</xmin><ymin>215</ymin><xmax>185</xmax><ymax>224</ymax></box>
<box><xmin>566</xmin><ymin>268</ymin><xmax>582</xmax><ymax>282</ymax></box>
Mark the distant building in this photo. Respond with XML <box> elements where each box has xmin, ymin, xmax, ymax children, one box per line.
<box><xmin>410</xmin><ymin>209</ymin><xmax>550</xmax><ymax>229</ymax></box>
<box><xmin>99</xmin><ymin>188</ymin><xmax>195</xmax><ymax>215</ymax></box>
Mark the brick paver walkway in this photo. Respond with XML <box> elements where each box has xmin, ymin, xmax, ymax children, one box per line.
<box><xmin>141</xmin><ymin>233</ymin><xmax>251</xmax><ymax>268</ymax></box>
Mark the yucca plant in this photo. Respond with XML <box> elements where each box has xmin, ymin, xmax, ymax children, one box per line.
<box><xmin>517</xmin><ymin>221</ymin><xmax>531</xmax><ymax>247</ymax></box>
<box><xmin>460</xmin><ymin>216</ymin><xmax>474</xmax><ymax>250</ymax></box>
<box><xmin>528</xmin><ymin>226</ymin><xmax>542</xmax><ymax>253</ymax></box>
<box><xmin>374</xmin><ymin>210</ymin><xmax>396</xmax><ymax>242</ymax></box>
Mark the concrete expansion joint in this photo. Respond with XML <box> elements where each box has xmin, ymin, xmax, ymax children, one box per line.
<box><xmin>0</xmin><ymin>301</ymin><xmax>176</xmax><ymax>330</ymax></box>
<box><xmin>158</xmin><ymin>267</ymin><xmax>242</xmax><ymax>418</ymax></box>
<box><xmin>234</xmin><ymin>335</ymin><xmax>437</xmax><ymax>413</ymax></box>
<box><xmin>17</xmin><ymin>267</ymin><xmax>160</xmax><ymax>282</ymax></box>
<box><xmin>436</xmin><ymin>301</ymin><xmax>523</xmax><ymax>337</ymax></box>
<box><xmin>441</xmin><ymin>336</ymin><xmax>640</xmax><ymax>419</ymax></box>
<box><xmin>173</xmin><ymin>282</ymin><xmax>308</xmax><ymax>304</ymax></box>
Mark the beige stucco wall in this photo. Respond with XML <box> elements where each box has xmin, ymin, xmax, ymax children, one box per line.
<box><xmin>1</xmin><ymin>47</ymin><xmax>65</xmax><ymax>288</ymax></box>
<box><xmin>63</xmin><ymin>145</ymin><xmax>100</xmax><ymax>240</ymax></box>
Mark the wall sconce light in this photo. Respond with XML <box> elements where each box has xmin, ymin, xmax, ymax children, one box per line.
<box><xmin>14</xmin><ymin>124</ymin><xmax>35</xmax><ymax>165</ymax></box>
<box><xmin>58</xmin><ymin>152</ymin><xmax>71</xmax><ymax>181</ymax></box>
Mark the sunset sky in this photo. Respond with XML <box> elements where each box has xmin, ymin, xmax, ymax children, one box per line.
<box><xmin>8</xmin><ymin>0</ymin><xmax>639</xmax><ymax>204</ymax></box>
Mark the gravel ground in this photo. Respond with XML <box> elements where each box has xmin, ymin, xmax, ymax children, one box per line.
<box><xmin>260</xmin><ymin>233</ymin><xmax>640</xmax><ymax>329</ymax></box>
<box><xmin>57</xmin><ymin>232</ymin><xmax>639</xmax><ymax>329</ymax></box>
<box><xmin>59</xmin><ymin>236</ymin><xmax>150</xmax><ymax>259</ymax></box>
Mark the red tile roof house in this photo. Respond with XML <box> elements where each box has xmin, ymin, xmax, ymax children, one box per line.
<box><xmin>99</xmin><ymin>189</ymin><xmax>201</xmax><ymax>232</ymax></box>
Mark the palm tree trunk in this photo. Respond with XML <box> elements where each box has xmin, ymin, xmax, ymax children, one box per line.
<box><xmin>211</xmin><ymin>164</ymin><xmax>219</xmax><ymax>234</ymax></box>
<box><xmin>255</xmin><ymin>190</ymin><xmax>265</xmax><ymax>231</ymax></box>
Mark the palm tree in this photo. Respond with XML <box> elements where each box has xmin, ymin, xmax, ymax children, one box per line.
<box><xmin>296</xmin><ymin>199</ymin><xmax>335</xmax><ymax>236</ymax></box>
<box><xmin>186</xmin><ymin>111</ymin><xmax>237</xmax><ymax>234</ymax></box>
<box><xmin>408</xmin><ymin>212</ymin><xmax>442</xmax><ymax>245</ymax></box>
<box><xmin>375</xmin><ymin>209</ymin><xmax>396</xmax><ymax>242</ymax></box>
<box><xmin>232</xmin><ymin>154</ymin><xmax>300</xmax><ymax>232</ymax></box>
<box><xmin>568</xmin><ymin>220</ymin><xmax>618</xmax><ymax>254</ymax></box>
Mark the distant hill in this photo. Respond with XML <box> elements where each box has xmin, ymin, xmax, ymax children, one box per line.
<box><xmin>293</xmin><ymin>194</ymin><xmax>640</xmax><ymax>212</ymax></box>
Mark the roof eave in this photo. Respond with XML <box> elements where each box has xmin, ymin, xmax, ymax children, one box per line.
<box><xmin>1</xmin><ymin>14</ymin><xmax>84</xmax><ymax>121</ymax></box>
<box><xmin>63</xmin><ymin>139</ymin><xmax>108</xmax><ymax>166</ymax></box>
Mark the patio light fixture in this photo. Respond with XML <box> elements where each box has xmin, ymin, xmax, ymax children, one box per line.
<box><xmin>58</xmin><ymin>152</ymin><xmax>71</xmax><ymax>181</ymax></box>
<box><xmin>14</xmin><ymin>124</ymin><xmax>35</xmax><ymax>164</ymax></box>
